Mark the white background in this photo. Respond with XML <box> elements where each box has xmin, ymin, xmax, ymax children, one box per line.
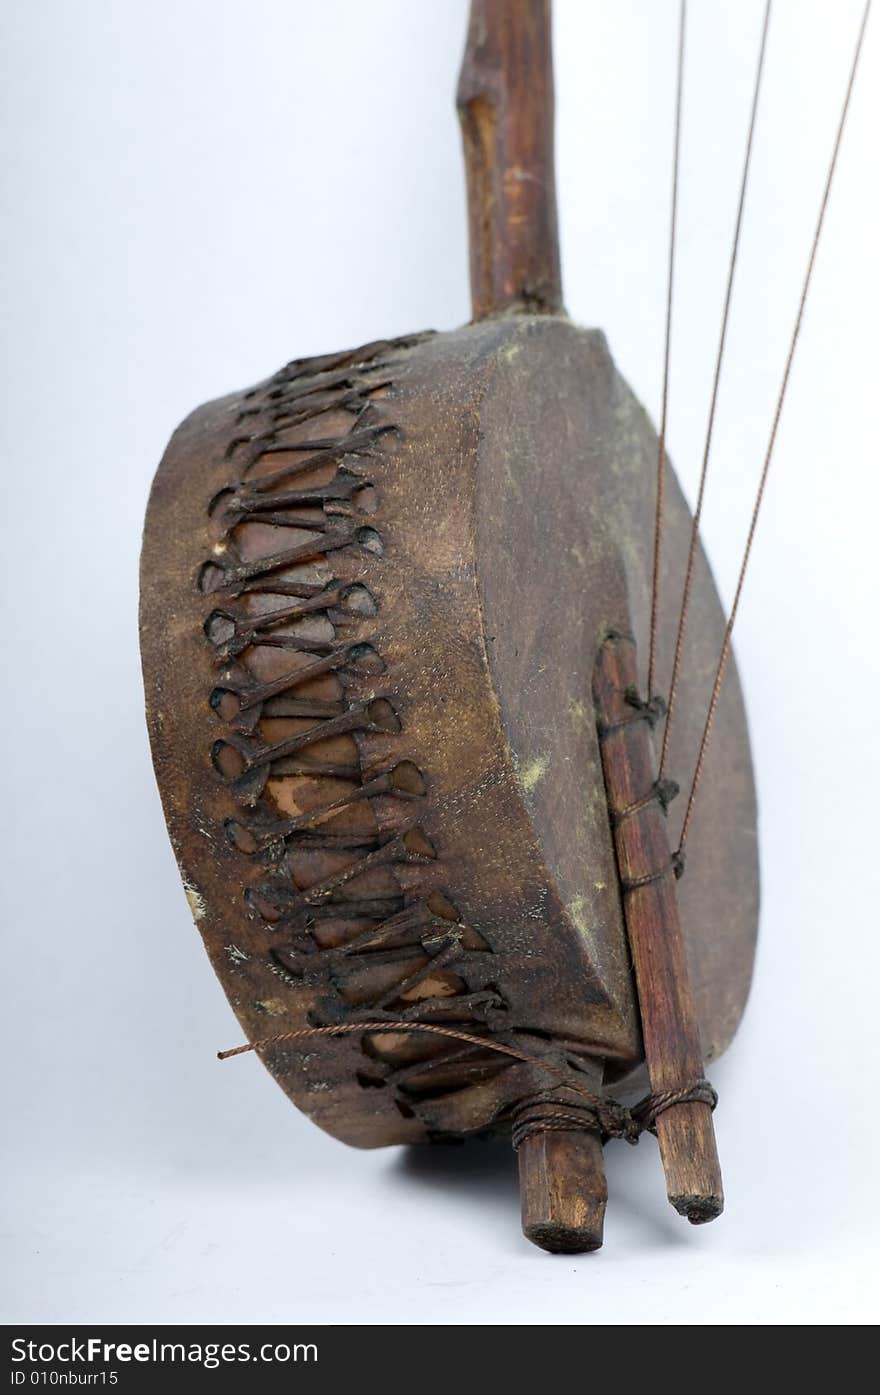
<box><xmin>2</xmin><ymin>0</ymin><xmax>878</xmax><ymax>1326</ymax></box>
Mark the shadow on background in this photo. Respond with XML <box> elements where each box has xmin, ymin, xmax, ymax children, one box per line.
<box><xmin>392</xmin><ymin>1130</ymin><xmax>693</xmax><ymax>1253</ymax></box>
<box><xmin>393</xmin><ymin>1138</ymin><xmax>525</xmax><ymax>1251</ymax></box>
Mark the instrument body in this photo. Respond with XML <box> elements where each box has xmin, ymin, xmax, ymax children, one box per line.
<box><xmin>140</xmin><ymin>314</ymin><xmax>758</xmax><ymax>1149</ymax></box>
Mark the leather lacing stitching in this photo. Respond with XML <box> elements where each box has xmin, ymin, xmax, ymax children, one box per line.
<box><xmin>204</xmin><ymin>336</ymin><xmax>513</xmax><ymax>1121</ymax></box>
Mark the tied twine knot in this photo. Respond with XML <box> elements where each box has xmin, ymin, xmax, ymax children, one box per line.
<box><xmin>511</xmin><ymin>1079</ymin><xmax>717</xmax><ymax>1152</ymax></box>
<box><xmin>219</xmin><ymin>1019</ymin><xmax>717</xmax><ymax>1152</ymax></box>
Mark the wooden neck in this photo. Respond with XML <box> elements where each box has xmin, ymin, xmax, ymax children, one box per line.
<box><xmin>457</xmin><ymin>0</ymin><xmax>563</xmax><ymax>320</ymax></box>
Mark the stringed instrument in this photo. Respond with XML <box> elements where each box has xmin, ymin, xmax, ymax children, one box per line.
<box><xmin>139</xmin><ymin>0</ymin><xmax>868</xmax><ymax>1253</ymax></box>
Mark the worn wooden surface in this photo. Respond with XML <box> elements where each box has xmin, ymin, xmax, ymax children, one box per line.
<box><xmin>516</xmin><ymin>1054</ymin><xmax>607</xmax><ymax>1253</ymax></box>
<box><xmin>519</xmin><ymin>1136</ymin><xmax>607</xmax><ymax>1253</ymax></box>
<box><xmin>138</xmin><ymin>0</ymin><xmax>761</xmax><ymax>1255</ymax></box>
<box><xmin>140</xmin><ymin>315</ymin><xmax>759</xmax><ymax>1156</ymax></box>
<box><xmin>594</xmin><ymin>633</ymin><xmax>722</xmax><ymax>1223</ymax></box>
<box><xmin>458</xmin><ymin>0</ymin><xmax>562</xmax><ymax>319</ymax></box>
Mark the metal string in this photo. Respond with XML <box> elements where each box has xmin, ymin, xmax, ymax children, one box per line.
<box><xmin>677</xmin><ymin>0</ymin><xmax>872</xmax><ymax>858</ymax></box>
<box><xmin>659</xmin><ymin>0</ymin><xmax>772</xmax><ymax>777</ymax></box>
<box><xmin>647</xmin><ymin>0</ymin><xmax>687</xmax><ymax>703</ymax></box>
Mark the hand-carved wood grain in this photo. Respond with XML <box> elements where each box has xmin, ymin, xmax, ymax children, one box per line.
<box><xmin>594</xmin><ymin>632</ymin><xmax>722</xmax><ymax>1223</ymax></box>
<box><xmin>458</xmin><ymin>0</ymin><xmax>562</xmax><ymax>319</ymax></box>
<box><xmin>138</xmin><ymin>0</ymin><xmax>762</xmax><ymax>1253</ymax></box>
<box><xmin>141</xmin><ymin>316</ymin><xmax>758</xmax><ymax>1164</ymax></box>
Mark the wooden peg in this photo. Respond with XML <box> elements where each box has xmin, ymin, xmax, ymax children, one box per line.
<box><xmin>594</xmin><ymin>631</ymin><xmax>723</xmax><ymax>1223</ymax></box>
<box><xmin>515</xmin><ymin>1057</ymin><xmax>608</xmax><ymax>1253</ymax></box>
<box><xmin>518</xmin><ymin>1129</ymin><xmax>608</xmax><ymax>1254</ymax></box>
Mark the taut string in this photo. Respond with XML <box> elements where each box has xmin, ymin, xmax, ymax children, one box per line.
<box><xmin>647</xmin><ymin>0</ymin><xmax>687</xmax><ymax>703</ymax></box>
<box><xmin>677</xmin><ymin>0</ymin><xmax>872</xmax><ymax>859</ymax></box>
<box><xmin>659</xmin><ymin>0</ymin><xmax>771</xmax><ymax>778</ymax></box>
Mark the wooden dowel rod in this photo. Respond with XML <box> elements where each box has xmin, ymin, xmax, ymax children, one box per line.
<box><xmin>457</xmin><ymin>0</ymin><xmax>563</xmax><ymax>320</ymax></box>
<box><xmin>593</xmin><ymin>631</ymin><xmax>723</xmax><ymax>1223</ymax></box>
<box><xmin>518</xmin><ymin>1129</ymin><xmax>607</xmax><ymax>1254</ymax></box>
<box><xmin>516</xmin><ymin>1056</ymin><xmax>608</xmax><ymax>1254</ymax></box>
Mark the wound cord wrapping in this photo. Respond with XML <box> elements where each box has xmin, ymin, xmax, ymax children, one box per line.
<box><xmin>218</xmin><ymin>1019</ymin><xmax>715</xmax><ymax>1146</ymax></box>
